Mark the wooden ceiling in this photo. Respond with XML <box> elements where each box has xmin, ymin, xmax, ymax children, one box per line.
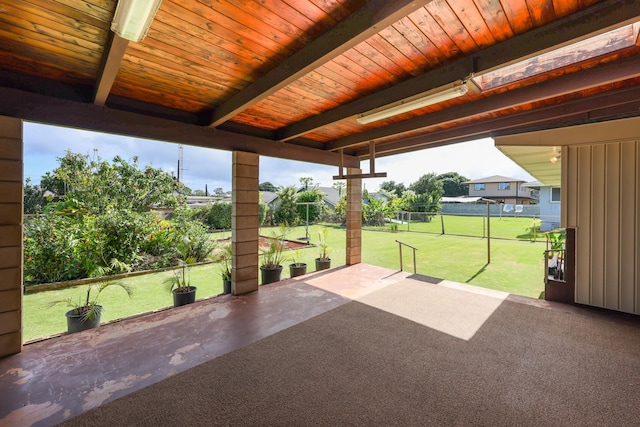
<box><xmin>1</xmin><ymin>0</ymin><xmax>639</xmax><ymax>169</ymax></box>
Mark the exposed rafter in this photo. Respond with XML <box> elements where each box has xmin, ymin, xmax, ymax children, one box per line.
<box><xmin>356</xmin><ymin>85</ymin><xmax>640</xmax><ymax>159</ymax></box>
<box><xmin>0</xmin><ymin>88</ymin><xmax>359</xmax><ymax>169</ymax></box>
<box><xmin>276</xmin><ymin>0</ymin><xmax>640</xmax><ymax>142</ymax></box>
<box><xmin>206</xmin><ymin>0</ymin><xmax>434</xmax><ymax>127</ymax></box>
<box><xmin>93</xmin><ymin>33</ymin><xmax>129</xmax><ymax>106</ymax></box>
<box><xmin>327</xmin><ymin>54</ymin><xmax>640</xmax><ymax>152</ymax></box>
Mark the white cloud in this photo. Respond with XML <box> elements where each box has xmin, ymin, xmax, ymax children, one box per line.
<box><xmin>23</xmin><ymin>123</ymin><xmax>534</xmax><ymax>192</ymax></box>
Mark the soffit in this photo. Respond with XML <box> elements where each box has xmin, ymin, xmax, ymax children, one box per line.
<box><xmin>1</xmin><ymin>0</ymin><xmax>639</xmax><ymax>167</ymax></box>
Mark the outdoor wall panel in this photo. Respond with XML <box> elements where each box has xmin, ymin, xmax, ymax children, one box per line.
<box><xmin>569</xmin><ymin>140</ymin><xmax>640</xmax><ymax>314</ymax></box>
<box><xmin>604</xmin><ymin>144</ymin><xmax>620</xmax><ymax>310</ymax></box>
<box><xmin>590</xmin><ymin>144</ymin><xmax>605</xmax><ymax>308</ymax></box>
<box><xmin>619</xmin><ymin>141</ymin><xmax>637</xmax><ymax>313</ymax></box>
<box><xmin>573</xmin><ymin>146</ymin><xmax>592</xmax><ymax>305</ymax></box>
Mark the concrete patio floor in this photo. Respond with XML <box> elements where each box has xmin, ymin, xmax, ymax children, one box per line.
<box><xmin>0</xmin><ymin>264</ymin><xmax>410</xmax><ymax>426</ymax></box>
<box><xmin>0</xmin><ymin>264</ymin><xmax>636</xmax><ymax>426</ymax></box>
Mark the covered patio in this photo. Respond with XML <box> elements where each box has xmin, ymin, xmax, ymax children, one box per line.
<box><xmin>2</xmin><ymin>1</ymin><xmax>640</xmax><ymax>423</ymax></box>
<box><xmin>2</xmin><ymin>264</ymin><xmax>640</xmax><ymax>426</ymax></box>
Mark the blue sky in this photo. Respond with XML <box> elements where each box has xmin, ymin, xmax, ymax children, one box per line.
<box><xmin>23</xmin><ymin>121</ymin><xmax>533</xmax><ymax>192</ymax></box>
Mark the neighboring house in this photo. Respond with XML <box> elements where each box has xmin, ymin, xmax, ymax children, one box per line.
<box><xmin>363</xmin><ymin>191</ymin><xmax>391</xmax><ymax>205</ymax></box>
<box><xmin>260</xmin><ymin>191</ymin><xmax>279</xmax><ymax>211</ymax></box>
<box><xmin>463</xmin><ymin>175</ymin><xmax>534</xmax><ymax>204</ymax></box>
<box><xmin>523</xmin><ymin>181</ymin><xmax>561</xmax><ymax>231</ymax></box>
<box><xmin>315</xmin><ymin>186</ymin><xmax>341</xmax><ymax>209</ymax></box>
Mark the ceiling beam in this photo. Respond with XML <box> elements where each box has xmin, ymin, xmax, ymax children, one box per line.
<box><xmin>0</xmin><ymin>88</ymin><xmax>359</xmax><ymax>168</ymax></box>
<box><xmin>355</xmin><ymin>85</ymin><xmax>640</xmax><ymax>158</ymax></box>
<box><xmin>276</xmin><ymin>0</ymin><xmax>640</xmax><ymax>141</ymax></box>
<box><xmin>93</xmin><ymin>33</ymin><xmax>129</xmax><ymax>106</ymax></box>
<box><xmin>327</xmin><ymin>54</ymin><xmax>640</xmax><ymax>151</ymax></box>
<box><xmin>206</xmin><ymin>0</ymin><xmax>434</xmax><ymax>127</ymax></box>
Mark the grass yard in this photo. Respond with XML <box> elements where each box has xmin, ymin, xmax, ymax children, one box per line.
<box><xmin>23</xmin><ymin>223</ymin><xmax>546</xmax><ymax>342</ymax></box>
<box><xmin>368</xmin><ymin>214</ymin><xmax>544</xmax><ymax>241</ymax></box>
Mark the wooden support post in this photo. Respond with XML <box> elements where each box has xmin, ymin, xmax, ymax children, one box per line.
<box><xmin>0</xmin><ymin>115</ymin><xmax>23</xmax><ymax>357</ymax></box>
<box><xmin>346</xmin><ymin>168</ymin><xmax>362</xmax><ymax>265</ymax></box>
<box><xmin>231</xmin><ymin>151</ymin><xmax>259</xmax><ymax>295</ymax></box>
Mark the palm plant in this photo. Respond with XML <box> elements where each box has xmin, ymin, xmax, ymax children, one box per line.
<box><xmin>317</xmin><ymin>228</ymin><xmax>332</xmax><ymax>261</ymax></box>
<box><xmin>49</xmin><ymin>280</ymin><xmax>133</xmax><ymax>322</ymax></box>
<box><xmin>164</xmin><ymin>256</ymin><xmax>196</xmax><ymax>293</ymax></box>
<box><xmin>260</xmin><ymin>223</ymin><xmax>291</xmax><ymax>268</ymax></box>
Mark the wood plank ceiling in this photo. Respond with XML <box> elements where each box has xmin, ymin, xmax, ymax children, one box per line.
<box><xmin>0</xmin><ymin>0</ymin><xmax>639</xmax><ymax>169</ymax></box>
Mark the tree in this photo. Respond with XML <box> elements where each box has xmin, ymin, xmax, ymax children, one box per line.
<box><xmin>379</xmin><ymin>180</ymin><xmax>406</xmax><ymax>197</ymax></box>
<box><xmin>259</xmin><ymin>182</ymin><xmax>277</xmax><ymax>192</ymax></box>
<box><xmin>332</xmin><ymin>181</ymin><xmax>346</xmax><ymax>197</ymax></box>
<box><xmin>436</xmin><ymin>172</ymin><xmax>469</xmax><ymax>196</ymax></box>
<box><xmin>274</xmin><ymin>185</ymin><xmax>299</xmax><ymax>226</ymax></box>
<box><xmin>43</xmin><ymin>150</ymin><xmax>184</xmax><ymax>214</ymax></box>
<box><xmin>409</xmin><ymin>173</ymin><xmax>443</xmax><ymax>214</ymax></box>
<box><xmin>299</xmin><ymin>176</ymin><xmax>314</xmax><ymax>190</ymax></box>
<box><xmin>296</xmin><ymin>187</ymin><xmax>325</xmax><ymax>223</ymax></box>
<box><xmin>24</xmin><ymin>178</ymin><xmax>45</xmax><ymax>214</ymax></box>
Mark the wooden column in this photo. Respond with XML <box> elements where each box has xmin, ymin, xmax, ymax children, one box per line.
<box><xmin>0</xmin><ymin>116</ymin><xmax>23</xmax><ymax>357</ymax></box>
<box><xmin>345</xmin><ymin>168</ymin><xmax>362</xmax><ymax>265</ymax></box>
<box><xmin>231</xmin><ymin>151</ymin><xmax>259</xmax><ymax>295</ymax></box>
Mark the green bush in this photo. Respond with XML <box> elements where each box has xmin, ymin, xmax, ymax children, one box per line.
<box><xmin>24</xmin><ymin>214</ymin><xmax>84</xmax><ymax>283</ymax></box>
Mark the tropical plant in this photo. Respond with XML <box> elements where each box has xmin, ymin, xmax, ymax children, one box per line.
<box><xmin>290</xmin><ymin>248</ymin><xmax>305</xmax><ymax>267</ymax></box>
<box><xmin>48</xmin><ymin>280</ymin><xmax>133</xmax><ymax>322</ymax></box>
<box><xmin>261</xmin><ymin>224</ymin><xmax>291</xmax><ymax>268</ymax></box>
<box><xmin>317</xmin><ymin>228</ymin><xmax>332</xmax><ymax>261</ymax></box>
<box><xmin>220</xmin><ymin>244</ymin><xmax>232</xmax><ymax>280</ymax></box>
<box><xmin>527</xmin><ymin>218</ymin><xmax>543</xmax><ymax>241</ymax></box>
<box><xmin>164</xmin><ymin>257</ymin><xmax>196</xmax><ymax>294</ymax></box>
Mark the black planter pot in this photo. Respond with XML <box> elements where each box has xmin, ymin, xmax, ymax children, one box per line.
<box><xmin>261</xmin><ymin>265</ymin><xmax>283</xmax><ymax>284</ymax></box>
<box><xmin>172</xmin><ymin>286</ymin><xmax>197</xmax><ymax>307</ymax></box>
<box><xmin>223</xmin><ymin>278</ymin><xmax>232</xmax><ymax>295</ymax></box>
<box><xmin>289</xmin><ymin>263</ymin><xmax>307</xmax><ymax>278</ymax></box>
<box><xmin>315</xmin><ymin>258</ymin><xmax>331</xmax><ymax>271</ymax></box>
<box><xmin>65</xmin><ymin>306</ymin><xmax>102</xmax><ymax>334</ymax></box>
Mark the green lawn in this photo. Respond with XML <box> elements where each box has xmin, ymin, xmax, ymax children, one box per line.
<box><xmin>23</xmin><ymin>223</ymin><xmax>546</xmax><ymax>342</ymax></box>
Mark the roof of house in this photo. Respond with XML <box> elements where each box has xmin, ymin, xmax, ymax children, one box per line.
<box><xmin>463</xmin><ymin>175</ymin><xmax>527</xmax><ymax>185</ymax></box>
<box><xmin>260</xmin><ymin>191</ymin><xmax>278</xmax><ymax>205</ymax></box>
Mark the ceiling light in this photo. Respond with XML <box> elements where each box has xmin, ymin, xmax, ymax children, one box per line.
<box><xmin>356</xmin><ymin>80</ymin><xmax>470</xmax><ymax>125</ymax></box>
<box><xmin>111</xmin><ymin>0</ymin><xmax>163</xmax><ymax>42</ymax></box>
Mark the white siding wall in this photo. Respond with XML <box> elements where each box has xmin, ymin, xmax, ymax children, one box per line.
<box><xmin>565</xmin><ymin>140</ymin><xmax>640</xmax><ymax>314</ymax></box>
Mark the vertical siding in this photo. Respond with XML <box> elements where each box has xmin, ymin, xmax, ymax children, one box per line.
<box><xmin>619</xmin><ymin>141</ymin><xmax>637</xmax><ymax>313</ymax></box>
<box><xmin>0</xmin><ymin>115</ymin><xmax>23</xmax><ymax>357</ymax></box>
<box><xmin>604</xmin><ymin>144</ymin><xmax>620</xmax><ymax>309</ymax></box>
<box><xmin>568</xmin><ymin>140</ymin><xmax>640</xmax><ymax>314</ymax></box>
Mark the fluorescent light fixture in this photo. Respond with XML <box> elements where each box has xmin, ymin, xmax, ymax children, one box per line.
<box><xmin>111</xmin><ymin>0</ymin><xmax>163</xmax><ymax>42</ymax></box>
<box><xmin>356</xmin><ymin>80</ymin><xmax>470</xmax><ymax>125</ymax></box>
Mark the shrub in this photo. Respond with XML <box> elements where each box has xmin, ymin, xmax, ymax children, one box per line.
<box><xmin>24</xmin><ymin>214</ymin><xmax>84</xmax><ymax>283</ymax></box>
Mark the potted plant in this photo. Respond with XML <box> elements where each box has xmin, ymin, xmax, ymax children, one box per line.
<box><xmin>220</xmin><ymin>244</ymin><xmax>232</xmax><ymax>295</ymax></box>
<box><xmin>165</xmin><ymin>257</ymin><xmax>197</xmax><ymax>307</ymax></box>
<box><xmin>49</xmin><ymin>280</ymin><xmax>133</xmax><ymax>334</ymax></box>
<box><xmin>289</xmin><ymin>249</ymin><xmax>307</xmax><ymax>278</ymax></box>
<box><xmin>315</xmin><ymin>228</ymin><xmax>332</xmax><ymax>271</ymax></box>
<box><xmin>260</xmin><ymin>224</ymin><xmax>290</xmax><ymax>284</ymax></box>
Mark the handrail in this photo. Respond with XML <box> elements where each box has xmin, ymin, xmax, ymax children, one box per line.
<box><xmin>396</xmin><ymin>240</ymin><xmax>418</xmax><ymax>273</ymax></box>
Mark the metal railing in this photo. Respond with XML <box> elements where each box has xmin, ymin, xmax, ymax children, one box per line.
<box><xmin>396</xmin><ymin>240</ymin><xmax>418</xmax><ymax>274</ymax></box>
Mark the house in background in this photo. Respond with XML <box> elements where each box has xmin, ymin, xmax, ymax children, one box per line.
<box><xmin>463</xmin><ymin>175</ymin><xmax>534</xmax><ymax>204</ymax></box>
<box><xmin>524</xmin><ymin>181</ymin><xmax>560</xmax><ymax>231</ymax></box>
